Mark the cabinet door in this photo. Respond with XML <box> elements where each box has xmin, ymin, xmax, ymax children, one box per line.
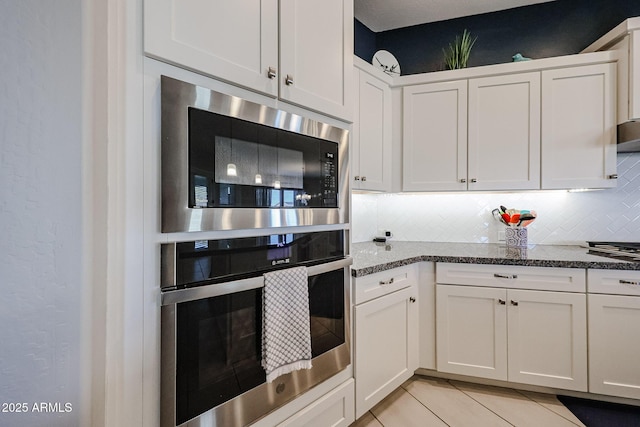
<box><xmin>403</xmin><ymin>81</ymin><xmax>468</xmax><ymax>191</ymax></box>
<box><xmin>353</xmin><ymin>70</ymin><xmax>392</xmax><ymax>191</ymax></box>
<box><xmin>436</xmin><ymin>285</ymin><xmax>507</xmax><ymax>380</ymax></box>
<box><xmin>589</xmin><ymin>294</ymin><xmax>640</xmax><ymax>399</ymax></box>
<box><xmin>507</xmin><ymin>289</ymin><xmax>587</xmax><ymax>391</ymax></box>
<box><xmin>354</xmin><ymin>286</ymin><xmax>418</xmax><ymax>418</ymax></box>
<box><xmin>541</xmin><ymin>63</ymin><xmax>617</xmax><ymax>189</ymax></box>
<box><xmin>279</xmin><ymin>0</ymin><xmax>353</xmax><ymax>120</ymax></box>
<box><xmin>144</xmin><ymin>0</ymin><xmax>278</xmax><ymax>97</ymax></box>
<box><xmin>468</xmin><ymin>73</ymin><xmax>541</xmax><ymax>191</ymax></box>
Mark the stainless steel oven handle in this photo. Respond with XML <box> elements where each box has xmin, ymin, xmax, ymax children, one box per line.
<box><xmin>161</xmin><ymin>257</ymin><xmax>353</xmax><ymax>306</ymax></box>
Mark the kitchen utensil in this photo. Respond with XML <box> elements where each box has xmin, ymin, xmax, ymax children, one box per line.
<box><xmin>492</xmin><ymin>208</ymin><xmax>508</xmax><ymax>225</ymax></box>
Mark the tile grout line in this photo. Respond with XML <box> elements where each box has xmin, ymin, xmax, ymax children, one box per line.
<box><xmin>512</xmin><ymin>389</ymin><xmax>585</xmax><ymax>427</ymax></box>
<box><xmin>446</xmin><ymin>379</ymin><xmax>517</xmax><ymax>427</ymax></box>
<box><xmin>400</xmin><ymin>379</ymin><xmax>452</xmax><ymax>426</ymax></box>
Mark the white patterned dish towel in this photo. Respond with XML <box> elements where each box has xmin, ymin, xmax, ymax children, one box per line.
<box><xmin>262</xmin><ymin>266</ymin><xmax>312</xmax><ymax>383</ymax></box>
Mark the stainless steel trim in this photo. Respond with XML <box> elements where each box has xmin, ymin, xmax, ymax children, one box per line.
<box><xmin>161</xmin><ymin>243</ymin><xmax>177</xmax><ymax>289</ymax></box>
<box><xmin>160</xmin><ymin>75</ymin><xmax>350</xmax><ymax>232</ymax></box>
<box><xmin>161</xmin><ymin>257</ymin><xmax>353</xmax><ymax>305</ymax></box>
<box><xmin>161</xmin><ymin>260</ymin><xmax>352</xmax><ymax>427</ymax></box>
<box><xmin>617</xmin><ymin>121</ymin><xmax>640</xmax><ymax>152</ymax></box>
<box><xmin>583</xmin><ymin>244</ymin><xmax>640</xmax><ymax>261</ymax></box>
<box><xmin>161</xmin><ymin>305</ymin><xmax>177</xmax><ymax>427</ymax></box>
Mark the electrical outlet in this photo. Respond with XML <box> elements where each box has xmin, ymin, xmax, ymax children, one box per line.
<box><xmin>497</xmin><ymin>230</ymin><xmax>506</xmax><ymax>242</ymax></box>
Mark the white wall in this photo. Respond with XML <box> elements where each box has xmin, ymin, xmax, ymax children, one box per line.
<box><xmin>353</xmin><ymin>153</ymin><xmax>640</xmax><ymax>245</ymax></box>
<box><xmin>0</xmin><ymin>1</ymin><xmax>92</xmax><ymax>426</ymax></box>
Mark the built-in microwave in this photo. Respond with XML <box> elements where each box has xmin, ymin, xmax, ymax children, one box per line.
<box><xmin>160</xmin><ymin>76</ymin><xmax>350</xmax><ymax>233</ymax></box>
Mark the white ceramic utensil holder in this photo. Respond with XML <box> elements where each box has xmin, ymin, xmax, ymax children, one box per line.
<box><xmin>505</xmin><ymin>226</ymin><xmax>527</xmax><ymax>247</ymax></box>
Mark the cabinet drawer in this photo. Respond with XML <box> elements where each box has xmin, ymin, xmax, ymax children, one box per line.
<box><xmin>277</xmin><ymin>379</ymin><xmax>354</xmax><ymax>427</ymax></box>
<box><xmin>588</xmin><ymin>269</ymin><xmax>640</xmax><ymax>296</ymax></box>
<box><xmin>436</xmin><ymin>263</ymin><xmax>585</xmax><ymax>292</ymax></box>
<box><xmin>353</xmin><ymin>264</ymin><xmax>417</xmax><ymax>305</ymax></box>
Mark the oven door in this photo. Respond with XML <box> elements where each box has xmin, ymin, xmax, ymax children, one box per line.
<box><xmin>161</xmin><ymin>257</ymin><xmax>352</xmax><ymax>427</ymax></box>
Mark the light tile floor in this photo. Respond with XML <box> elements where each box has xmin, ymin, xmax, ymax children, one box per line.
<box><xmin>351</xmin><ymin>376</ymin><xmax>586</xmax><ymax>427</ymax></box>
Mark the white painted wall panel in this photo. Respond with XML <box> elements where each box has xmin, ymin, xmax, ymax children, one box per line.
<box><xmin>0</xmin><ymin>1</ymin><xmax>90</xmax><ymax>426</ymax></box>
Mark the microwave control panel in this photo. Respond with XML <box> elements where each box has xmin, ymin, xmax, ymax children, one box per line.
<box><xmin>322</xmin><ymin>152</ymin><xmax>337</xmax><ymax>206</ymax></box>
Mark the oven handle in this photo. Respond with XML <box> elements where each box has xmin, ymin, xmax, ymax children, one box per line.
<box><xmin>161</xmin><ymin>257</ymin><xmax>353</xmax><ymax>306</ymax></box>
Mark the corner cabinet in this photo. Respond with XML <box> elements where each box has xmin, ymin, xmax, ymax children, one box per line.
<box><xmin>435</xmin><ymin>263</ymin><xmax>588</xmax><ymax>392</ymax></box>
<box><xmin>352</xmin><ymin>67</ymin><xmax>392</xmax><ymax>191</ymax></box>
<box><xmin>541</xmin><ymin>63</ymin><xmax>617</xmax><ymax>189</ymax></box>
<box><xmin>353</xmin><ymin>266</ymin><xmax>419</xmax><ymax>418</ymax></box>
<box><xmin>403</xmin><ymin>81</ymin><xmax>468</xmax><ymax>191</ymax></box>
<box><xmin>144</xmin><ymin>0</ymin><xmax>353</xmax><ymax>120</ymax></box>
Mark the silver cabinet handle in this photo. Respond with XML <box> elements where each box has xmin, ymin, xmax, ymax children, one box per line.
<box><xmin>379</xmin><ymin>278</ymin><xmax>394</xmax><ymax>286</ymax></box>
<box><xmin>267</xmin><ymin>67</ymin><xmax>277</xmax><ymax>79</ymax></box>
<box><xmin>498</xmin><ymin>299</ymin><xmax>506</xmax><ymax>305</ymax></box>
<box><xmin>620</xmin><ymin>279</ymin><xmax>640</xmax><ymax>286</ymax></box>
<box><xmin>361</xmin><ymin>176</ymin><xmax>367</xmax><ymax>182</ymax></box>
<box><xmin>511</xmin><ymin>300</ymin><xmax>519</xmax><ymax>306</ymax></box>
<box><xmin>354</xmin><ymin>176</ymin><xmax>360</xmax><ymax>181</ymax></box>
<box><xmin>285</xmin><ymin>74</ymin><xmax>294</xmax><ymax>85</ymax></box>
<box><xmin>608</xmin><ymin>174</ymin><xmax>618</xmax><ymax>179</ymax></box>
<box><xmin>459</xmin><ymin>178</ymin><xmax>467</xmax><ymax>183</ymax></box>
<box><xmin>470</xmin><ymin>178</ymin><xmax>477</xmax><ymax>183</ymax></box>
<box><xmin>494</xmin><ymin>273</ymin><xmax>518</xmax><ymax>279</ymax></box>
<box><xmin>410</xmin><ymin>297</ymin><xmax>416</xmax><ymax>303</ymax></box>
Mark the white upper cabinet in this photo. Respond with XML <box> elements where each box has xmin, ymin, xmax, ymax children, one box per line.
<box><xmin>144</xmin><ymin>0</ymin><xmax>353</xmax><ymax>120</ymax></box>
<box><xmin>353</xmin><ymin>68</ymin><xmax>392</xmax><ymax>191</ymax></box>
<box><xmin>144</xmin><ymin>0</ymin><xmax>279</xmax><ymax>96</ymax></box>
<box><xmin>541</xmin><ymin>63</ymin><xmax>617</xmax><ymax>189</ymax></box>
<box><xmin>279</xmin><ymin>0</ymin><xmax>353</xmax><ymax>119</ymax></box>
<box><xmin>582</xmin><ymin>17</ymin><xmax>640</xmax><ymax>122</ymax></box>
<box><xmin>403</xmin><ymin>81</ymin><xmax>468</xmax><ymax>191</ymax></box>
<box><xmin>468</xmin><ymin>73</ymin><xmax>541</xmax><ymax>191</ymax></box>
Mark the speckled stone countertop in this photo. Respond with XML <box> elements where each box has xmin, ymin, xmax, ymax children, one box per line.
<box><xmin>350</xmin><ymin>241</ymin><xmax>640</xmax><ymax>277</ymax></box>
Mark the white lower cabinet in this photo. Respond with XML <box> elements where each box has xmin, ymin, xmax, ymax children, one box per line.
<box><xmin>277</xmin><ymin>379</ymin><xmax>354</xmax><ymax>427</ymax></box>
<box><xmin>353</xmin><ymin>266</ymin><xmax>418</xmax><ymax>418</ymax></box>
<box><xmin>435</xmin><ymin>263</ymin><xmax>588</xmax><ymax>392</ymax></box>
<box><xmin>588</xmin><ymin>269</ymin><xmax>640</xmax><ymax>399</ymax></box>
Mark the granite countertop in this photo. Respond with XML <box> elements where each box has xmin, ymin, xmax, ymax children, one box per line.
<box><xmin>350</xmin><ymin>241</ymin><xmax>640</xmax><ymax>277</ymax></box>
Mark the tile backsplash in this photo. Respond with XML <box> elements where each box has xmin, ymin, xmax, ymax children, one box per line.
<box><xmin>352</xmin><ymin>153</ymin><xmax>640</xmax><ymax>245</ymax></box>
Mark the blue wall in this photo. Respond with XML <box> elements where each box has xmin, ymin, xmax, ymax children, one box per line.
<box><xmin>355</xmin><ymin>0</ymin><xmax>640</xmax><ymax>75</ymax></box>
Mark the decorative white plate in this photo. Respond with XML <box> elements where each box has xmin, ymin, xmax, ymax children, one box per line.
<box><xmin>372</xmin><ymin>50</ymin><xmax>401</xmax><ymax>76</ymax></box>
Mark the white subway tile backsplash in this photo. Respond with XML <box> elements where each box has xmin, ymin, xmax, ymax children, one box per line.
<box><xmin>352</xmin><ymin>153</ymin><xmax>640</xmax><ymax>244</ymax></box>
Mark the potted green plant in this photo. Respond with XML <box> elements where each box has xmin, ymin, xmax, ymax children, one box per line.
<box><xmin>443</xmin><ymin>29</ymin><xmax>477</xmax><ymax>70</ymax></box>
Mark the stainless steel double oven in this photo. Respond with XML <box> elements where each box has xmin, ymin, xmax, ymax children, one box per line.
<box><xmin>159</xmin><ymin>76</ymin><xmax>351</xmax><ymax>427</ymax></box>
